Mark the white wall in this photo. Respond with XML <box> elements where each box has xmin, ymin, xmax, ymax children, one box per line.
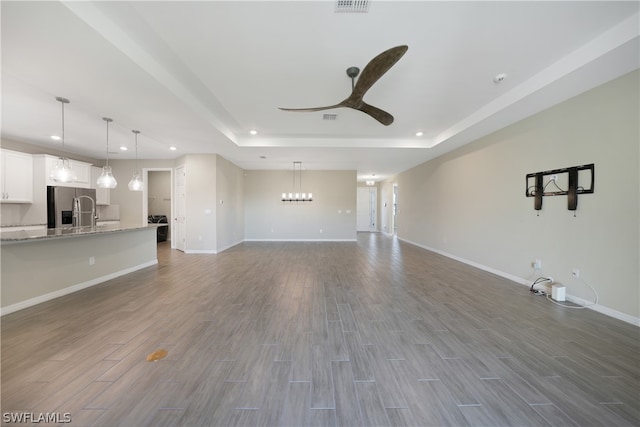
<box><xmin>393</xmin><ymin>70</ymin><xmax>639</xmax><ymax>322</ymax></box>
<box><xmin>244</xmin><ymin>170</ymin><xmax>357</xmax><ymax>241</ymax></box>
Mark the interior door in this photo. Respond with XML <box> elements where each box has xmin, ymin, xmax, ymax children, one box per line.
<box><xmin>392</xmin><ymin>183</ymin><xmax>398</xmax><ymax>233</ymax></box>
<box><xmin>174</xmin><ymin>165</ymin><xmax>186</xmax><ymax>251</ymax></box>
<box><xmin>356</xmin><ymin>187</ymin><xmax>377</xmax><ymax>232</ymax></box>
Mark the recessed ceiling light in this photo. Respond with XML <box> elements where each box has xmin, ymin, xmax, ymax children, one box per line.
<box><xmin>493</xmin><ymin>73</ymin><xmax>507</xmax><ymax>84</ymax></box>
<box><xmin>250</xmin><ymin>130</ymin><xmax>258</xmax><ymax>135</ymax></box>
<box><xmin>169</xmin><ymin>146</ymin><xmax>177</xmax><ymax>151</ymax></box>
<box><xmin>51</xmin><ymin>135</ymin><xmax>61</xmax><ymax>140</ymax></box>
<box><xmin>416</xmin><ymin>131</ymin><xmax>423</xmax><ymax>137</ymax></box>
<box><xmin>120</xmin><ymin>146</ymin><xmax>128</xmax><ymax>151</ymax></box>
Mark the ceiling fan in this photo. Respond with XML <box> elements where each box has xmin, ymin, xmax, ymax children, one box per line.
<box><xmin>279</xmin><ymin>45</ymin><xmax>408</xmax><ymax>126</ymax></box>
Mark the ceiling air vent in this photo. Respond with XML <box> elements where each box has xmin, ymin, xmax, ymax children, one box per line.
<box><xmin>335</xmin><ymin>0</ymin><xmax>370</xmax><ymax>13</ymax></box>
<box><xmin>323</xmin><ymin>114</ymin><xmax>338</xmax><ymax>121</ymax></box>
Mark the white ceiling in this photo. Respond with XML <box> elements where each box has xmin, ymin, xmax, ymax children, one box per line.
<box><xmin>1</xmin><ymin>1</ymin><xmax>638</xmax><ymax>182</ymax></box>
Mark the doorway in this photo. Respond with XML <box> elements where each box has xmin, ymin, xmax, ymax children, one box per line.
<box><xmin>357</xmin><ymin>186</ymin><xmax>377</xmax><ymax>232</ymax></box>
<box><xmin>141</xmin><ymin>168</ymin><xmax>174</xmax><ymax>246</ymax></box>
<box><xmin>392</xmin><ymin>183</ymin><xmax>398</xmax><ymax>234</ymax></box>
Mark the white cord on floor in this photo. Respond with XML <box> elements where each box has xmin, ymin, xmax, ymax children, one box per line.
<box><xmin>545</xmin><ymin>276</ymin><xmax>599</xmax><ymax>309</ymax></box>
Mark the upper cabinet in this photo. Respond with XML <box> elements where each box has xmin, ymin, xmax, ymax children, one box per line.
<box><xmin>0</xmin><ymin>149</ymin><xmax>33</xmax><ymax>203</ymax></box>
<box><xmin>34</xmin><ymin>154</ymin><xmax>92</xmax><ymax>189</ymax></box>
<box><xmin>91</xmin><ymin>166</ymin><xmax>110</xmax><ymax>205</ymax></box>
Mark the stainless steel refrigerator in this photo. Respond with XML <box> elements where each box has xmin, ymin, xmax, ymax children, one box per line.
<box><xmin>47</xmin><ymin>186</ymin><xmax>97</xmax><ymax>228</ymax></box>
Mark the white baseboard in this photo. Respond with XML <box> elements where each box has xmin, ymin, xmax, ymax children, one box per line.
<box><xmin>398</xmin><ymin>237</ymin><xmax>640</xmax><ymax>327</ymax></box>
<box><xmin>216</xmin><ymin>240</ymin><xmax>243</xmax><ymax>253</ymax></box>
<box><xmin>244</xmin><ymin>238</ymin><xmax>357</xmax><ymax>242</ymax></box>
<box><xmin>184</xmin><ymin>240</ymin><xmax>244</xmax><ymax>255</ymax></box>
<box><xmin>1</xmin><ymin>259</ymin><xmax>158</xmax><ymax>316</ymax></box>
<box><xmin>566</xmin><ymin>294</ymin><xmax>640</xmax><ymax>326</ymax></box>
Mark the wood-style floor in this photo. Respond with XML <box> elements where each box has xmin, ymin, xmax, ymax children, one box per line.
<box><xmin>1</xmin><ymin>233</ymin><xmax>639</xmax><ymax>426</ymax></box>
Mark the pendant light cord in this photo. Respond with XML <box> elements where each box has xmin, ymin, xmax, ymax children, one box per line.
<box><xmin>103</xmin><ymin>117</ymin><xmax>113</xmax><ymax>167</ymax></box>
<box><xmin>133</xmin><ymin>130</ymin><xmax>140</xmax><ymax>173</ymax></box>
<box><xmin>55</xmin><ymin>96</ymin><xmax>70</xmax><ymax>157</ymax></box>
<box><xmin>61</xmin><ymin>100</ymin><xmax>65</xmax><ymax>152</ymax></box>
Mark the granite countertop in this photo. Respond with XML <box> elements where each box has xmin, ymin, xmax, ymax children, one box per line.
<box><xmin>0</xmin><ymin>223</ymin><xmax>160</xmax><ymax>244</ymax></box>
<box><xmin>0</xmin><ymin>223</ymin><xmax>47</xmax><ymax>228</ymax></box>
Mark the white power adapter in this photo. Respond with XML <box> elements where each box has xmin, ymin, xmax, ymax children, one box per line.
<box><xmin>552</xmin><ymin>284</ymin><xmax>566</xmax><ymax>302</ymax></box>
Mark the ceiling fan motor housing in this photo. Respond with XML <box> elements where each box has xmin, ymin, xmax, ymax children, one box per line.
<box><xmin>346</xmin><ymin>66</ymin><xmax>360</xmax><ymax>78</ymax></box>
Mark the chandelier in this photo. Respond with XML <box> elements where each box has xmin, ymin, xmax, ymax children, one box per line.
<box><xmin>282</xmin><ymin>161</ymin><xmax>313</xmax><ymax>202</ymax></box>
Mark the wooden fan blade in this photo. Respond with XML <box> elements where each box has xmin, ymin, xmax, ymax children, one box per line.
<box><xmin>357</xmin><ymin>102</ymin><xmax>394</xmax><ymax>126</ymax></box>
<box><xmin>278</xmin><ymin>104</ymin><xmax>343</xmax><ymax>112</ymax></box>
<box><xmin>279</xmin><ymin>45</ymin><xmax>407</xmax><ymax>125</ymax></box>
<box><xmin>351</xmin><ymin>45</ymin><xmax>408</xmax><ymax>100</ymax></box>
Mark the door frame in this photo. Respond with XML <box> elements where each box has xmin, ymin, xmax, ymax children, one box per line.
<box><xmin>141</xmin><ymin>167</ymin><xmax>174</xmax><ymax>246</ymax></box>
<box><xmin>357</xmin><ymin>186</ymin><xmax>378</xmax><ymax>232</ymax></box>
<box><xmin>392</xmin><ymin>183</ymin><xmax>398</xmax><ymax>234</ymax></box>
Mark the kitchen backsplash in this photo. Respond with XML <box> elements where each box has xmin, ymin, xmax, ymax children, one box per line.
<box><xmin>97</xmin><ymin>204</ymin><xmax>120</xmax><ymax>221</ymax></box>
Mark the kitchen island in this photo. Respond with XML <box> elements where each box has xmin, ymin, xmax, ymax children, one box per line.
<box><xmin>1</xmin><ymin>224</ymin><xmax>159</xmax><ymax>315</ymax></box>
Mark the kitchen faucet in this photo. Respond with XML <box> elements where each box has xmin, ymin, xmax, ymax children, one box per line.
<box><xmin>73</xmin><ymin>195</ymin><xmax>97</xmax><ymax>228</ymax></box>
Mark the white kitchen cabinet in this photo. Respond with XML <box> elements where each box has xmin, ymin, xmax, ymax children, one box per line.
<box><xmin>91</xmin><ymin>166</ymin><xmax>110</xmax><ymax>205</ymax></box>
<box><xmin>0</xmin><ymin>149</ymin><xmax>33</xmax><ymax>203</ymax></box>
<box><xmin>70</xmin><ymin>159</ymin><xmax>91</xmax><ymax>186</ymax></box>
<box><xmin>35</xmin><ymin>154</ymin><xmax>92</xmax><ymax>189</ymax></box>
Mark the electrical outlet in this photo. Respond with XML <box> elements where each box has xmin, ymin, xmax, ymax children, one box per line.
<box><xmin>532</xmin><ymin>259</ymin><xmax>542</xmax><ymax>269</ymax></box>
<box><xmin>89</xmin><ymin>256</ymin><xmax>95</xmax><ymax>266</ymax></box>
<box><xmin>572</xmin><ymin>268</ymin><xmax>580</xmax><ymax>278</ymax></box>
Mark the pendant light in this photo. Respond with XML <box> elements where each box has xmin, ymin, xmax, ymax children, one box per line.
<box><xmin>128</xmin><ymin>130</ymin><xmax>143</xmax><ymax>191</ymax></box>
<box><xmin>96</xmin><ymin>117</ymin><xmax>117</xmax><ymax>188</ymax></box>
<box><xmin>50</xmin><ymin>96</ymin><xmax>77</xmax><ymax>183</ymax></box>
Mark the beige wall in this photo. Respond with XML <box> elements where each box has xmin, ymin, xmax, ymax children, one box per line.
<box><xmin>172</xmin><ymin>154</ymin><xmax>244</xmax><ymax>253</ymax></box>
<box><xmin>379</xmin><ymin>180</ymin><xmax>396</xmax><ymax>235</ymax></box>
<box><xmin>216</xmin><ymin>155</ymin><xmax>244</xmax><ymax>252</ymax></box>
<box><xmin>182</xmin><ymin>154</ymin><xmax>217</xmax><ymax>252</ymax></box>
<box><xmin>1</xmin><ymin>228</ymin><xmax>157</xmax><ymax>312</ymax></box>
<box><xmin>244</xmin><ymin>170</ymin><xmax>357</xmax><ymax>241</ymax></box>
<box><xmin>108</xmin><ymin>159</ymin><xmax>176</xmax><ymax>226</ymax></box>
<box><xmin>393</xmin><ymin>70</ymin><xmax>639</xmax><ymax>321</ymax></box>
